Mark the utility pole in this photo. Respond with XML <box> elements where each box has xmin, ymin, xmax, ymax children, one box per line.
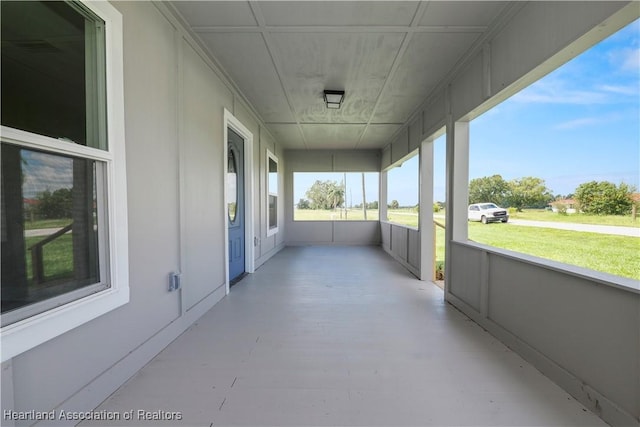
<box><xmin>362</xmin><ymin>172</ymin><xmax>367</xmax><ymax>220</ymax></box>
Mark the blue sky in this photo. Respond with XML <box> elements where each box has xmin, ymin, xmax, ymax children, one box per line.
<box><xmin>390</xmin><ymin>18</ymin><xmax>640</xmax><ymax>206</ymax></box>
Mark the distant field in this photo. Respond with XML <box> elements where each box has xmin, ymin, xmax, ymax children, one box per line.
<box><xmin>294</xmin><ymin>208</ymin><xmax>379</xmax><ymax>221</ymax></box>
<box><xmin>510</xmin><ymin>209</ymin><xmax>639</xmax><ymax>227</ymax></box>
<box><xmin>468</xmin><ymin>222</ymin><xmax>640</xmax><ymax>280</ymax></box>
<box><xmin>292</xmin><ymin>208</ymin><xmax>639</xmax><ymax>280</ymax></box>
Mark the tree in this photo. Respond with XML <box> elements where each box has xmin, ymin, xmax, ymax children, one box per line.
<box><xmin>297</xmin><ymin>198</ymin><xmax>311</xmax><ymax>209</ymax></box>
<box><xmin>305</xmin><ymin>180</ymin><xmax>344</xmax><ymax>210</ymax></box>
<box><xmin>367</xmin><ymin>201</ymin><xmax>379</xmax><ymax>210</ymax></box>
<box><xmin>574</xmin><ymin>181</ymin><xmax>634</xmax><ymax>215</ymax></box>
<box><xmin>389</xmin><ymin>200</ymin><xmax>400</xmax><ymax>209</ymax></box>
<box><xmin>468</xmin><ymin>175</ymin><xmax>509</xmax><ymax>205</ymax></box>
<box><xmin>505</xmin><ymin>177</ymin><xmax>553</xmax><ymax>211</ymax></box>
<box><xmin>328</xmin><ymin>184</ymin><xmax>344</xmax><ymax>210</ymax></box>
<box><xmin>35</xmin><ymin>188</ymin><xmax>73</xmax><ymax>219</ymax></box>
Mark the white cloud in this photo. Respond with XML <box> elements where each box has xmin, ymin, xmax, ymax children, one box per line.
<box><xmin>622</xmin><ymin>48</ymin><xmax>640</xmax><ymax>72</ymax></box>
<box><xmin>553</xmin><ymin>113</ymin><xmax>622</xmax><ymax>130</ymax></box>
<box><xmin>598</xmin><ymin>84</ymin><xmax>639</xmax><ymax>96</ymax></box>
<box><xmin>554</xmin><ymin>117</ymin><xmax>602</xmax><ymax>130</ymax></box>
<box><xmin>21</xmin><ymin>151</ymin><xmax>73</xmax><ymax>198</ymax></box>
<box><xmin>609</xmin><ymin>47</ymin><xmax>640</xmax><ymax>73</ymax></box>
<box><xmin>512</xmin><ymin>78</ymin><xmax>609</xmax><ymax>105</ymax></box>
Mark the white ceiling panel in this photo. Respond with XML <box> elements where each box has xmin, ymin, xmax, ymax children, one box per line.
<box><xmin>170</xmin><ymin>1</ymin><xmax>513</xmax><ymax>149</ymax></box>
<box><xmin>173</xmin><ymin>1</ymin><xmax>257</xmax><ymax>27</ymax></box>
<box><xmin>358</xmin><ymin>124</ymin><xmax>403</xmax><ymax>149</ymax></box>
<box><xmin>266</xmin><ymin>124</ymin><xmax>306</xmax><ymax>149</ymax></box>
<box><xmin>259</xmin><ymin>1</ymin><xmax>420</xmax><ymax>27</ymax></box>
<box><xmin>301</xmin><ymin>124</ymin><xmax>366</xmax><ymax>149</ymax></box>
<box><xmin>270</xmin><ymin>32</ymin><xmax>405</xmax><ymax>124</ymax></box>
<box><xmin>372</xmin><ymin>31</ymin><xmax>481</xmax><ymax>123</ymax></box>
<box><xmin>420</xmin><ymin>2</ymin><xmax>507</xmax><ymax>27</ymax></box>
<box><xmin>199</xmin><ymin>32</ymin><xmax>295</xmax><ymax>123</ymax></box>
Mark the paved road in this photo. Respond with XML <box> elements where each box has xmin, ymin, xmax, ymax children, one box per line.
<box><xmin>435</xmin><ymin>214</ymin><xmax>639</xmax><ymax>237</ymax></box>
<box><xmin>507</xmin><ymin>219</ymin><xmax>640</xmax><ymax>237</ymax></box>
<box><xmin>25</xmin><ymin>227</ymin><xmax>68</xmax><ymax>237</ymax></box>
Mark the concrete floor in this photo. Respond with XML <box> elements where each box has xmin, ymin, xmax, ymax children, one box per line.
<box><xmin>84</xmin><ymin>246</ymin><xmax>606</xmax><ymax>426</ymax></box>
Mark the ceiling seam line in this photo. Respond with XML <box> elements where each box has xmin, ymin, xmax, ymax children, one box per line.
<box><xmin>248</xmin><ymin>1</ymin><xmax>309</xmax><ymax>150</ymax></box>
<box><xmin>353</xmin><ymin>31</ymin><xmax>413</xmax><ymax>150</ymax></box>
<box><xmin>354</xmin><ymin>0</ymin><xmax>429</xmax><ymax>150</ymax></box>
<box><xmin>190</xmin><ymin>25</ymin><xmax>489</xmax><ymax>34</ymax></box>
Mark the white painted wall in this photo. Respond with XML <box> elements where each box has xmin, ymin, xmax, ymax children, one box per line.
<box><xmin>0</xmin><ymin>2</ymin><xmax>285</xmax><ymax>425</ymax></box>
<box><xmin>448</xmin><ymin>242</ymin><xmax>640</xmax><ymax>427</ymax></box>
<box><xmin>381</xmin><ymin>222</ymin><xmax>420</xmax><ymax>278</ymax></box>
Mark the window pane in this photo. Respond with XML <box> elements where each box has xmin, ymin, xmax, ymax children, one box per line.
<box><xmin>268</xmin><ymin>157</ymin><xmax>278</xmax><ymax>194</ymax></box>
<box><xmin>227</xmin><ymin>149</ymin><xmax>238</xmax><ymax>223</ymax></box>
<box><xmin>467</xmin><ymin>20</ymin><xmax>639</xmax><ymax>280</ymax></box>
<box><xmin>269</xmin><ymin>195</ymin><xmax>277</xmax><ymax>229</ymax></box>
<box><xmin>387</xmin><ymin>155</ymin><xmax>419</xmax><ymax>227</ymax></box>
<box><xmin>294</xmin><ymin>172</ymin><xmax>379</xmax><ymax>221</ymax></box>
<box><xmin>1</xmin><ymin>144</ymin><xmax>102</xmax><ymax>321</ymax></box>
<box><xmin>1</xmin><ymin>1</ymin><xmax>107</xmax><ymax>149</ymax></box>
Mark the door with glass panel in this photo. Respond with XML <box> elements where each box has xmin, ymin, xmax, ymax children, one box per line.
<box><xmin>227</xmin><ymin>129</ymin><xmax>245</xmax><ymax>284</ymax></box>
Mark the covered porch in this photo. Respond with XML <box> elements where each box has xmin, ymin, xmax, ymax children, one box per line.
<box><xmin>84</xmin><ymin>246</ymin><xmax>604</xmax><ymax>426</ymax></box>
<box><xmin>1</xmin><ymin>1</ymin><xmax>638</xmax><ymax>427</ymax></box>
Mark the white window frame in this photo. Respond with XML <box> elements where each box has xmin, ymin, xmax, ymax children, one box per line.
<box><xmin>266</xmin><ymin>149</ymin><xmax>279</xmax><ymax>236</ymax></box>
<box><xmin>0</xmin><ymin>0</ymin><xmax>128</xmax><ymax>362</ymax></box>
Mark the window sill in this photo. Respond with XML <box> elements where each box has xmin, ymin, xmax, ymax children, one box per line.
<box><xmin>1</xmin><ymin>286</ymin><xmax>129</xmax><ymax>362</ymax></box>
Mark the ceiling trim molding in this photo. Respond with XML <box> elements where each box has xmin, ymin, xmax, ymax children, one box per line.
<box><xmin>191</xmin><ymin>25</ymin><xmax>489</xmax><ymax>34</ymax></box>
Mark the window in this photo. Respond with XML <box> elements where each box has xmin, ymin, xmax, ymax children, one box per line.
<box><xmin>467</xmin><ymin>20</ymin><xmax>639</xmax><ymax>281</ymax></box>
<box><xmin>386</xmin><ymin>154</ymin><xmax>419</xmax><ymax>227</ymax></box>
<box><xmin>294</xmin><ymin>172</ymin><xmax>379</xmax><ymax>221</ymax></box>
<box><xmin>267</xmin><ymin>150</ymin><xmax>278</xmax><ymax>235</ymax></box>
<box><xmin>1</xmin><ymin>0</ymin><xmax>127</xmax><ymax>360</ymax></box>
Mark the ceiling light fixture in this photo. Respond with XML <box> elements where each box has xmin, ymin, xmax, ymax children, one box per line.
<box><xmin>323</xmin><ymin>90</ymin><xmax>345</xmax><ymax>109</ymax></box>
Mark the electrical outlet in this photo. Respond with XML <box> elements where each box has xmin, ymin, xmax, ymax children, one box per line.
<box><xmin>168</xmin><ymin>272</ymin><xmax>181</xmax><ymax>292</ymax></box>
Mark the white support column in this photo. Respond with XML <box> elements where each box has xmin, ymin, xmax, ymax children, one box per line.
<box><xmin>452</xmin><ymin>121</ymin><xmax>469</xmax><ymax>242</ymax></box>
<box><xmin>445</xmin><ymin>114</ymin><xmax>470</xmax><ymax>296</ymax></box>
<box><xmin>379</xmin><ymin>171</ymin><xmax>388</xmax><ymax>222</ymax></box>
<box><xmin>419</xmin><ymin>138</ymin><xmax>434</xmax><ymax>281</ymax></box>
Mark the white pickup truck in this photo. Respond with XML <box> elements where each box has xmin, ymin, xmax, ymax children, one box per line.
<box><xmin>468</xmin><ymin>203</ymin><xmax>509</xmax><ymax>224</ymax></box>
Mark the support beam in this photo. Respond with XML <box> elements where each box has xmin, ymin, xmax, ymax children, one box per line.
<box><xmin>419</xmin><ymin>138</ymin><xmax>434</xmax><ymax>281</ymax></box>
<box><xmin>452</xmin><ymin>121</ymin><xmax>469</xmax><ymax>242</ymax></box>
<box><xmin>379</xmin><ymin>171</ymin><xmax>388</xmax><ymax>222</ymax></box>
<box><xmin>445</xmin><ymin>116</ymin><xmax>470</xmax><ymax>296</ymax></box>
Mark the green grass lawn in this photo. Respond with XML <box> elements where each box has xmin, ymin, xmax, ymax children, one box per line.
<box><xmin>294</xmin><ymin>208</ymin><xmax>379</xmax><ymax>221</ymax></box>
<box><xmin>511</xmin><ymin>209</ymin><xmax>639</xmax><ymax>227</ymax></box>
<box><xmin>387</xmin><ymin>210</ymin><xmax>419</xmax><ymax>228</ymax></box>
<box><xmin>24</xmin><ymin>234</ymin><xmax>74</xmax><ymax>284</ymax></box>
<box><xmin>21</xmin><ymin>209</ymin><xmax>638</xmax><ymax>283</ymax></box>
<box><xmin>468</xmin><ymin>222</ymin><xmax>640</xmax><ymax>280</ymax></box>
<box><xmin>292</xmin><ymin>208</ymin><xmax>638</xmax><ymax>280</ymax></box>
